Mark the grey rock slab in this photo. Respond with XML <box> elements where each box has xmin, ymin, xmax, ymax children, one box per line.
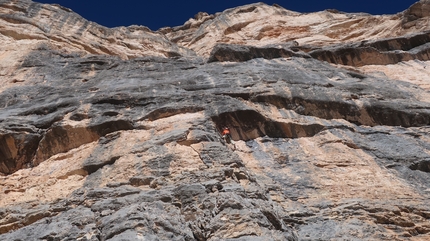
<box><xmin>0</xmin><ymin>207</ymin><xmax>99</xmax><ymax>241</ymax></box>
<box><xmin>99</xmin><ymin>201</ymin><xmax>194</xmax><ymax>241</ymax></box>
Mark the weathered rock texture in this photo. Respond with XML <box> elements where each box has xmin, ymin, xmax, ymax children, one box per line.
<box><xmin>1</xmin><ymin>0</ymin><xmax>430</xmax><ymax>240</ymax></box>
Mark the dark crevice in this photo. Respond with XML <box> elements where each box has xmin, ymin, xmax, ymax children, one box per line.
<box><xmin>409</xmin><ymin>160</ymin><xmax>430</xmax><ymax>173</ymax></box>
<box><xmin>32</xmin><ymin>119</ymin><xmax>134</xmax><ymax>167</ymax></box>
<box><xmin>252</xmin><ymin>95</ymin><xmax>430</xmax><ymax>127</ymax></box>
<box><xmin>91</xmin><ymin>96</ymin><xmax>157</xmax><ymax>108</ymax></box>
<box><xmin>212</xmin><ymin>109</ymin><xmax>324</xmax><ymax>141</ymax></box>
<box><xmin>206</xmin><ymin>32</ymin><xmax>430</xmax><ymax>66</ymax></box>
<box><xmin>0</xmin><ymin>132</ymin><xmax>42</xmax><ymax>175</ymax></box>
<box><xmin>261</xmin><ymin>210</ymin><xmax>284</xmax><ymax>231</ymax></box>
<box><xmin>310</xmin><ymin>46</ymin><xmax>410</xmax><ymax>67</ymax></box>
<box><xmin>252</xmin><ymin>95</ymin><xmax>364</xmax><ymax>125</ymax></box>
<box><xmin>89</xmin><ymin>120</ymin><xmax>134</xmax><ymax>137</ymax></box>
<box><xmin>92</xmin><ymin>98</ymin><xmax>129</xmax><ymax>106</ymax></box>
<box><xmin>84</xmin><ymin>156</ymin><xmax>120</xmax><ymax>175</ymax></box>
<box><xmin>346</xmin><ymin>71</ymin><xmax>367</xmax><ymax>79</ymax></box>
<box><xmin>208</xmin><ymin>43</ymin><xmax>310</xmax><ymax>63</ymax></box>
<box><xmin>366</xmin><ymin>32</ymin><xmax>430</xmax><ymax>52</ymax></box>
<box><xmin>102</xmin><ymin>111</ymin><xmax>119</xmax><ymax>117</ymax></box>
<box><xmin>365</xmin><ymin>105</ymin><xmax>430</xmax><ymax>127</ymax></box>
<box><xmin>91</xmin><ymin>94</ymin><xmax>139</xmax><ymax>106</ymax></box>
<box><xmin>79</xmin><ymin>60</ymin><xmax>110</xmax><ymax>66</ymax></box>
<box><xmin>309</xmin><ymin>32</ymin><xmax>430</xmax><ymax>67</ymax></box>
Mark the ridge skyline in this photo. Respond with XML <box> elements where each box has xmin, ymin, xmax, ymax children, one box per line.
<box><xmin>35</xmin><ymin>0</ymin><xmax>419</xmax><ymax>30</ymax></box>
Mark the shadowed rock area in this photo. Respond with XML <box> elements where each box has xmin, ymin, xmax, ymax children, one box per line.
<box><xmin>1</xmin><ymin>0</ymin><xmax>430</xmax><ymax>240</ymax></box>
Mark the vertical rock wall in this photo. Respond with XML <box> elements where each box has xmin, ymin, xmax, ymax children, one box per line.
<box><xmin>0</xmin><ymin>1</ymin><xmax>430</xmax><ymax>240</ymax></box>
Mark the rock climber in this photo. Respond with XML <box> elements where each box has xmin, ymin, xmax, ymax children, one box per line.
<box><xmin>222</xmin><ymin>127</ymin><xmax>232</xmax><ymax>143</ymax></box>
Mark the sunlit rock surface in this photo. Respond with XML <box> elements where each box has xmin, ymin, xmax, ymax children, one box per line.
<box><xmin>1</xmin><ymin>0</ymin><xmax>430</xmax><ymax>240</ymax></box>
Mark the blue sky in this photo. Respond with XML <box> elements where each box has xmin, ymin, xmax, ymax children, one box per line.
<box><xmin>35</xmin><ymin>0</ymin><xmax>419</xmax><ymax>30</ymax></box>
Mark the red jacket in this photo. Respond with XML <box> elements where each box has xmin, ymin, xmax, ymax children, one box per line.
<box><xmin>222</xmin><ymin>129</ymin><xmax>230</xmax><ymax>135</ymax></box>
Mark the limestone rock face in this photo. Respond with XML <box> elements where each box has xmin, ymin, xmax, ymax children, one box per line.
<box><xmin>163</xmin><ymin>2</ymin><xmax>430</xmax><ymax>57</ymax></box>
<box><xmin>0</xmin><ymin>0</ymin><xmax>194</xmax><ymax>65</ymax></box>
<box><xmin>403</xmin><ymin>0</ymin><xmax>430</xmax><ymax>25</ymax></box>
<box><xmin>1</xmin><ymin>0</ymin><xmax>430</xmax><ymax>240</ymax></box>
